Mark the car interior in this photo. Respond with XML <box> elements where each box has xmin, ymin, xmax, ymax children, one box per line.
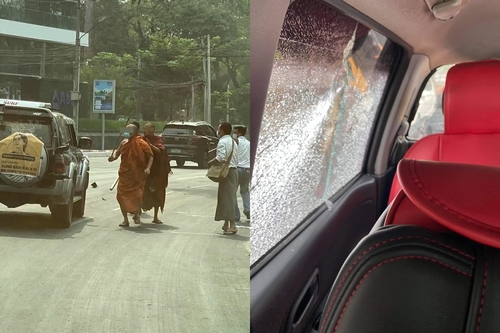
<box><xmin>250</xmin><ymin>0</ymin><xmax>500</xmax><ymax>332</ymax></box>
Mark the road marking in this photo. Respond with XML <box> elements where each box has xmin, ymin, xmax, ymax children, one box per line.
<box><xmin>171</xmin><ymin>211</ymin><xmax>213</xmax><ymax>218</ymax></box>
<box><xmin>109</xmin><ymin>210</ymin><xmax>214</xmax><ymax>217</ymax></box>
<box><xmin>183</xmin><ymin>184</ymin><xmax>213</xmax><ymax>189</ymax></box>
<box><xmin>109</xmin><ymin>210</ymin><xmax>215</xmax><ymax>218</ymax></box>
<box><xmin>170</xmin><ymin>231</ymin><xmax>216</xmax><ymax>236</ymax></box>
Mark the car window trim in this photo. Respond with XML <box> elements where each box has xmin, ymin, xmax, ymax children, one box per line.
<box><xmin>67</xmin><ymin>124</ymin><xmax>77</xmax><ymax>146</ymax></box>
<box><xmin>405</xmin><ymin>66</ymin><xmax>440</xmax><ymax>134</ymax></box>
<box><xmin>363</xmin><ymin>43</ymin><xmax>407</xmax><ymax>175</ymax></box>
<box><xmin>321</xmin><ymin>0</ymin><xmax>412</xmax><ymax>52</ymax></box>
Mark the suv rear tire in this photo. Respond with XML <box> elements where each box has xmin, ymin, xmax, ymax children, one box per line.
<box><xmin>73</xmin><ymin>175</ymin><xmax>88</xmax><ymax>218</ymax></box>
<box><xmin>197</xmin><ymin>152</ymin><xmax>209</xmax><ymax>169</ymax></box>
<box><xmin>50</xmin><ymin>182</ymin><xmax>74</xmax><ymax>228</ymax></box>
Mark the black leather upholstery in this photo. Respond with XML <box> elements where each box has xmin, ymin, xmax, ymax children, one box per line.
<box><xmin>318</xmin><ymin>225</ymin><xmax>498</xmax><ymax>333</ymax></box>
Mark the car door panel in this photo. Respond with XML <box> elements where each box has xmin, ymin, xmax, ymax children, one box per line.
<box><xmin>251</xmin><ymin>175</ymin><xmax>377</xmax><ymax>333</ymax></box>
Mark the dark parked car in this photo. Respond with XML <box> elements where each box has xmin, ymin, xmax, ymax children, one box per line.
<box><xmin>162</xmin><ymin>121</ymin><xmax>218</xmax><ymax>168</ymax></box>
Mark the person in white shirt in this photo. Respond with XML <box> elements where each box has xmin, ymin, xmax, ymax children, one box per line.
<box><xmin>208</xmin><ymin>122</ymin><xmax>239</xmax><ymax>235</ymax></box>
<box><xmin>233</xmin><ymin>126</ymin><xmax>250</xmax><ymax>221</ymax></box>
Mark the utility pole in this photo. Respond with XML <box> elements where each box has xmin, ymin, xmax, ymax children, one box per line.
<box><xmin>191</xmin><ymin>76</ymin><xmax>195</xmax><ymax>120</ymax></box>
<box><xmin>136</xmin><ymin>54</ymin><xmax>141</xmax><ymax>120</ymax></box>
<box><xmin>202</xmin><ymin>38</ymin><xmax>207</xmax><ymax>122</ymax></box>
<box><xmin>84</xmin><ymin>0</ymin><xmax>96</xmax><ymax>58</ymax></box>
<box><xmin>72</xmin><ymin>0</ymin><xmax>82</xmax><ymax>136</ymax></box>
<box><xmin>226</xmin><ymin>84</ymin><xmax>230</xmax><ymax>122</ymax></box>
<box><xmin>206</xmin><ymin>34</ymin><xmax>211</xmax><ymax>125</ymax></box>
<box><xmin>40</xmin><ymin>43</ymin><xmax>46</xmax><ymax>77</ymax></box>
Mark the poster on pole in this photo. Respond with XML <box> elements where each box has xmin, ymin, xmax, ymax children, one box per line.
<box><xmin>92</xmin><ymin>80</ymin><xmax>116</xmax><ymax>114</ymax></box>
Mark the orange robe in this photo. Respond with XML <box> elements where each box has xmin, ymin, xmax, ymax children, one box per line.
<box><xmin>116</xmin><ymin>136</ymin><xmax>153</xmax><ymax>214</ymax></box>
<box><xmin>142</xmin><ymin>134</ymin><xmax>171</xmax><ymax>212</ymax></box>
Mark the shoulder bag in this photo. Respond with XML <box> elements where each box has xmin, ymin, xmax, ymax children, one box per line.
<box><xmin>206</xmin><ymin>139</ymin><xmax>235</xmax><ymax>183</ymax></box>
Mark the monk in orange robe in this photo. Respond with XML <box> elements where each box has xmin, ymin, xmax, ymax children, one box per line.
<box><xmin>108</xmin><ymin>123</ymin><xmax>153</xmax><ymax>227</ymax></box>
<box><xmin>142</xmin><ymin>123</ymin><xmax>172</xmax><ymax>224</ymax></box>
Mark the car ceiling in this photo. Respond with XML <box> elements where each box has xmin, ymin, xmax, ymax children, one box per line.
<box><xmin>344</xmin><ymin>0</ymin><xmax>500</xmax><ymax>68</ymax></box>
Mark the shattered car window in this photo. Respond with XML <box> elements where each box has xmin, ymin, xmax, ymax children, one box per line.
<box><xmin>408</xmin><ymin>65</ymin><xmax>453</xmax><ymax>140</ymax></box>
<box><xmin>0</xmin><ymin>114</ymin><xmax>52</xmax><ymax>146</ymax></box>
<box><xmin>251</xmin><ymin>0</ymin><xmax>397</xmax><ymax>264</ymax></box>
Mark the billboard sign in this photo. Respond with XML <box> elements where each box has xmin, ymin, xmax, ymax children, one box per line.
<box><xmin>93</xmin><ymin>80</ymin><xmax>116</xmax><ymax>114</ymax></box>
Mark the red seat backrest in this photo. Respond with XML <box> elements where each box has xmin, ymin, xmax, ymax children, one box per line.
<box><xmin>386</xmin><ymin>159</ymin><xmax>500</xmax><ymax>249</ymax></box>
<box><xmin>389</xmin><ymin>60</ymin><xmax>500</xmax><ymax>203</ymax></box>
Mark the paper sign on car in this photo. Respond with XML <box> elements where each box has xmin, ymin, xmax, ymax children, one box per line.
<box><xmin>0</xmin><ymin>132</ymin><xmax>44</xmax><ymax>177</ymax></box>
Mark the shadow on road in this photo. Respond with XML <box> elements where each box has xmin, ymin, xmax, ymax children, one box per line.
<box><xmin>0</xmin><ymin>211</ymin><xmax>93</xmax><ymax>239</ymax></box>
<box><xmin>120</xmin><ymin>223</ymin><xmax>180</xmax><ymax>234</ymax></box>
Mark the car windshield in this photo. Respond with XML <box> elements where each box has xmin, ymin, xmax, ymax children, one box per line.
<box><xmin>162</xmin><ymin>126</ymin><xmax>196</xmax><ymax>136</ymax></box>
<box><xmin>0</xmin><ymin>113</ymin><xmax>52</xmax><ymax>147</ymax></box>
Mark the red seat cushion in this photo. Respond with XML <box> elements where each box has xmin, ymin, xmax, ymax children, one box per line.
<box><xmin>389</xmin><ymin>60</ymin><xmax>500</xmax><ymax>203</ymax></box>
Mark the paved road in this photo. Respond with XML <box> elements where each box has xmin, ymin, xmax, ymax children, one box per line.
<box><xmin>0</xmin><ymin>156</ymin><xmax>250</xmax><ymax>333</ymax></box>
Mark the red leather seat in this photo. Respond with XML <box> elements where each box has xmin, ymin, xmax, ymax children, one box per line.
<box><xmin>389</xmin><ymin>59</ymin><xmax>500</xmax><ymax>203</ymax></box>
<box><xmin>319</xmin><ymin>159</ymin><xmax>500</xmax><ymax>333</ymax></box>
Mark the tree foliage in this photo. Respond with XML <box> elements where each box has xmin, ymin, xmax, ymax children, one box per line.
<box><xmin>82</xmin><ymin>0</ymin><xmax>249</xmax><ymax>126</ymax></box>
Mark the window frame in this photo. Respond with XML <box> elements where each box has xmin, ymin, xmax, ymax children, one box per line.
<box><xmin>66</xmin><ymin>124</ymin><xmax>77</xmax><ymax>147</ymax></box>
<box><xmin>204</xmin><ymin>125</ymin><xmax>217</xmax><ymax>137</ymax></box>
<box><xmin>406</xmin><ymin>67</ymin><xmax>439</xmax><ymax>137</ymax></box>
<box><xmin>404</xmin><ymin>65</ymin><xmax>456</xmax><ymax>142</ymax></box>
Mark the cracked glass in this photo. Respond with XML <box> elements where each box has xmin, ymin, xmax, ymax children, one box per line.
<box><xmin>251</xmin><ymin>0</ymin><xmax>398</xmax><ymax>265</ymax></box>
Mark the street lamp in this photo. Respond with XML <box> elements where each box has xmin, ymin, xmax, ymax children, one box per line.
<box><xmin>72</xmin><ymin>2</ymin><xmax>107</xmax><ymax>136</ymax></box>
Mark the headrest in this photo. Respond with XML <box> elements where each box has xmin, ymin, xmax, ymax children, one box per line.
<box><xmin>444</xmin><ymin>60</ymin><xmax>500</xmax><ymax>134</ymax></box>
<box><xmin>398</xmin><ymin>158</ymin><xmax>500</xmax><ymax>249</ymax></box>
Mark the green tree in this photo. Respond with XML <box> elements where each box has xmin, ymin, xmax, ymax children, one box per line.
<box><xmin>85</xmin><ymin>0</ymin><xmax>249</xmax><ymax>126</ymax></box>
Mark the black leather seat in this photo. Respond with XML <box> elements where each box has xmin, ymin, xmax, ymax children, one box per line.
<box><xmin>319</xmin><ymin>159</ymin><xmax>500</xmax><ymax>333</ymax></box>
